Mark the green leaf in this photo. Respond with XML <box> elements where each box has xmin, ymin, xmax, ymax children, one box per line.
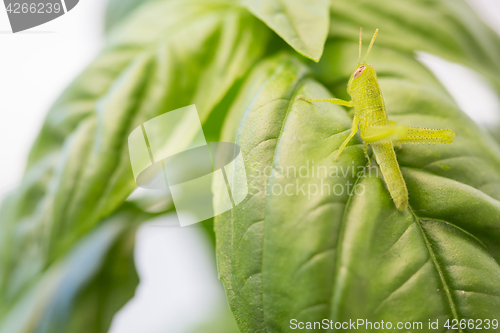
<box><xmin>104</xmin><ymin>0</ymin><xmax>157</xmax><ymax>32</ymax></box>
<box><xmin>241</xmin><ymin>0</ymin><xmax>330</xmax><ymax>62</ymax></box>
<box><xmin>328</xmin><ymin>0</ymin><xmax>500</xmax><ymax>95</ymax></box>
<box><xmin>50</xmin><ymin>0</ymin><xmax>268</xmax><ymax>251</ymax></box>
<box><xmin>5</xmin><ymin>0</ymin><xmax>500</xmax><ymax>331</ymax></box>
<box><xmin>0</xmin><ymin>207</ymin><xmax>144</xmax><ymax>333</ymax></box>
<box><xmin>215</xmin><ymin>39</ymin><xmax>500</xmax><ymax>331</ymax></box>
<box><xmin>215</xmin><ymin>52</ymin><xmax>362</xmax><ymax>331</ymax></box>
<box><xmin>1</xmin><ymin>0</ymin><xmax>270</xmax><ymax>328</ymax></box>
<box><xmin>21</xmin><ymin>0</ymin><xmax>267</xmax><ymax>256</ymax></box>
<box><xmin>331</xmin><ymin>170</ymin><xmax>500</xmax><ymax>326</ymax></box>
<box><xmin>64</xmin><ymin>215</ymin><xmax>139</xmax><ymax>333</ymax></box>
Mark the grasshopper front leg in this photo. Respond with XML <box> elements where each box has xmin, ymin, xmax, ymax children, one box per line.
<box><xmin>297</xmin><ymin>96</ymin><xmax>354</xmax><ymax>108</ymax></box>
<box><xmin>297</xmin><ymin>95</ymin><xmax>359</xmax><ymax>161</ymax></box>
<box><xmin>333</xmin><ymin>116</ymin><xmax>360</xmax><ymax>161</ymax></box>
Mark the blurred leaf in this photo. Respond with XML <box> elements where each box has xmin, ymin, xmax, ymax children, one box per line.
<box><xmin>21</xmin><ymin>0</ymin><xmax>265</xmax><ymax>260</ymax></box>
<box><xmin>0</xmin><ymin>206</ymin><xmax>145</xmax><ymax>333</ymax></box>
<box><xmin>0</xmin><ymin>154</ymin><xmax>59</xmax><ymax>310</ymax></box>
<box><xmin>488</xmin><ymin>124</ymin><xmax>500</xmax><ymax>145</ymax></box>
<box><xmin>328</xmin><ymin>0</ymin><xmax>500</xmax><ymax>95</ymax></box>
<box><xmin>104</xmin><ymin>0</ymin><xmax>157</xmax><ymax>32</ymax></box>
<box><xmin>1</xmin><ymin>0</ymin><xmax>270</xmax><ymax>329</ymax></box>
<box><xmin>241</xmin><ymin>0</ymin><xmax>330</xmax><ymax>62</ymax></box>
<box><xmin>215</xmin><ymin>37</ymin><xmax>500</xmax><ymax>331</ymax></box>
<box><xmin>65</xmin><ymin>216</ymin><xmax>139</xmax><ymax>333</ymax></box>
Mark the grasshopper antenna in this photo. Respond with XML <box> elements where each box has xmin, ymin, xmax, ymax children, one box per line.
<box><xmin>363</xmin><ymin>29</ymin><xmax>378</xmax><ymax>64</ymax></box>
<box><xmin>357</xmin><ymin>27</ymin><xmax>363</xmax><ymax>66</ymax></box>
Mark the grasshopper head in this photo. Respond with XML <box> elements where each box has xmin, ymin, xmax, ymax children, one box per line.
<box><xmin>347</xmin><ymin>64</ymin><xmax>375</xmax><ymax>94</ymax></box>
<box><xmin>347</xmin><ymin>28</ymin><xmax>378</xmax><ymax>94</ymax></box>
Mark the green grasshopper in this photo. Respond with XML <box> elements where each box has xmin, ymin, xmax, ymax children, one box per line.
<box><xmin>299</xmin><ymin>28</ymin><xmax>455</xmax><ymax>211</ymax></box>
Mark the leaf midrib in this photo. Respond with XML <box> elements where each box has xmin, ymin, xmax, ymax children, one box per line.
<box><xmin>410</xmin><ymin>207</ymin><xmax>463</xmax><ymax>333</ymax></box>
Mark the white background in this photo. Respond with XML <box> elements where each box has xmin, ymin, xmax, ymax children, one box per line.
<box><xmin>0</xmin><ymin>1</ymin><xmax>499</xmax><ymax>333</ymax></box>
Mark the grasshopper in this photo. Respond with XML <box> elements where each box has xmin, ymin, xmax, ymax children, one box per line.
<box><xmin>299</xmin><ymin>28</ymin><xmax>455</xmax><ymax>211</ymax></box>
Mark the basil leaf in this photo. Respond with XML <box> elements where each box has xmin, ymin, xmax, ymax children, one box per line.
<box><xmin>241</xmin><ymin>0</ymin><xmax>329</xmax><ymax>62</ymax></box>
<box><xmin>215</xmin><ymin>46</ymin><xmax>500</xmax><ymax>331</ymax></box>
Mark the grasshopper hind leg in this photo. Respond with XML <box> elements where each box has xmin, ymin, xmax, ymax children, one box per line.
<box><xmin>361</xmin><ymin>123</ymin><xmax>455</xmax><ymax>144</ymax></box>
<box><xmin>371</xmin><ymin>142</ymin><xmax>409</xmax><ymax>211</ymax></box>
<box><xmin>394</xmin><ymin>126</ymin><xmax>455</xmax><ymax>144</ymax></box>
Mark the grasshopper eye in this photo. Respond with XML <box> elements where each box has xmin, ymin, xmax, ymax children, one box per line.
<box><xmin>353</xmin><ymin>66</ymin><xmax>366</xmax><ymax>79</ymax></box>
